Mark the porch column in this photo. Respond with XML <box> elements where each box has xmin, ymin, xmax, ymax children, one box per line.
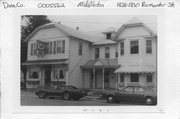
<box><xmin>82</xmin><ymin>69</ymin><xmax>85</xmax><ymax>88</ymax></box>
<box><xmin>102</xmin><ymin>68</ymin><xmax>104</xmax><ymax>89</ymax></box>
<box><xmin>116</xmin><ymin>68</ymin><xmax>119</xmax><ymax>90</ymax></box>
<box><xmin>93</xmin><ymin>68</ymin><xmax>95</xmax><ymax>88</ymax></box>
<box><xmin>117</xmin><ymin>73</ymin><xmax>120</xmax><ymax>90</ymax></box>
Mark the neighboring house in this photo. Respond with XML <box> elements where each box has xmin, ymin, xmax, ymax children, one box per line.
<box><xmin>22</xmin><ymin>18</ymin><xmax>157</xmax><ymax>90</ymax></box>
<box><xmin>113</xmin><ymin>19</ymin><xmax>157</xmax><ymax>90</ymax></box>
<box><xmin>81</xmin><ymin>29</ymin><xmax>119</xmax><ymax>89</ymax></box>
<box><xmin>22</xmin><ymin>22</ymin><xmax>94</xmax><ymax>89</ymax></box>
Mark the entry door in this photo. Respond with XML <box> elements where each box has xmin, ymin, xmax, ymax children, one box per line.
<box><xmin>104</xmin><ymin>70</ymin><xmax>110</xmax><ymax>89</ymax></box>
<box><xmin>44</xmin><ymin>65</ymin><xmax>51</xmax><ymax>87</ymax></box>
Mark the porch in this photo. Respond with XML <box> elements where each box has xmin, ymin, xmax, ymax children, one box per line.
<box><xmin>81</xmin><ymin>59</ymin><xmax>120</xmax><ymax>89</ymax></box>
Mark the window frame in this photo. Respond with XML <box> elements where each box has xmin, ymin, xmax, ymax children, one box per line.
<box><xmin>130</xmin><ymin>40</ymin><xmax>139</xmax><ymax>54</ymax></box>
<box><xmin>95</xmin><ymin>48</ymin><xmax>99</xmax><ymax>59</ymax></box>
<box><xmin>53</xmin><ymin>69</ymin><xmax>66</xmax><ymax>80</ymax></box>
<box><xmin>105</xmin><ymin>47</ymin><xmax>110</xmax><ymax>58</ymax></box>
<box><xmin>29</xmin><ymin>67</ymin><xmax>39</xmax><ymax>79</ymax></box>
<box><xmin>106</xmin><ymin>33</ymin><xmax>111</xmax><ymax>39</ymax></box>
<box><xmin>53</xmin><ymin>41</ymin><xmax>57</xmax><ymax>54</ymax></box>
<box><xmin>130</xmin><ymin>73</ymin><xmax>139</xmax><ymax>82</ymax></box>
<box><xmin>146</xmin><ymin>40</ymin><xmax>152</xmax><ymax>54</ymax></box>
<box><xmin>79</xmin><ymin>43</ymin><xmax>83</xmax><ymax>56</ymax></box>
<box><xmin>62</xmin><ymin>40</ymin><xmax>65</xmax><ymax>54</ymax></box>
<box><xmin>146</xmin><ymin>74</ymin><xmax>153</xmax><ymax>82</ymax></box>
<box><xmin>120</xmin><ymin>73</ymin><xmax>124</xmax><ymax>82</ymax></box>
<box><xmin>120</xmin><ymin>42</ymin><xmax>124</xmax><ymax>55</ymax></box>
<box><xmin>57</xmin><ymin>40</ymin><xmax>62</xmax><ymax>54</ymax></box>
<box><xmin>31</xmin><ymin>43</ymin><xmax>33</xmax><ymax>56</ymax></box>
<box><xmin>49</xmin><ymin>42</ymin><xmax>52</xmax><ymax>54</ymax></box>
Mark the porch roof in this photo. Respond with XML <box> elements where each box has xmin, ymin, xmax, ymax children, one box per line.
<box><xmin>81</xmin><ymin>59</ymin><xmax>119</xmax><ymax>69</ymax></box>
<box><xmin>22</xmin><ymin>59</ymin><xmax>68</xmax><ymax>65</ymax></box>
<box><xmin>114</xmin><ymin>65</ymin><xmax>155</xmax><ymax>73</ymax></box>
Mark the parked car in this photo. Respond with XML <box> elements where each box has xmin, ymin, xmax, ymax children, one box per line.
<box><xmin>35</xmin><ymin>85</ymin><xmax>87</xmax><ymax>101</ymax></box>
<box><xmin>104</xmin><ymin>86</ymin><xmax>157</xmax><ymax>105</ymax></box>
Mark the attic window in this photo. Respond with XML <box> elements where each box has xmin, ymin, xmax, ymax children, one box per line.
<box><xmin>106</xmin><ymin>33</ymin><xmax>111</xmax><ymax>39</ymax></box>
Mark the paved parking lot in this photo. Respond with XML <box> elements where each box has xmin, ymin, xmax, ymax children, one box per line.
<box><xmin>21</xmin><ymin>90</ymin><xmax>142</xmax><ymax>106</ymax></box>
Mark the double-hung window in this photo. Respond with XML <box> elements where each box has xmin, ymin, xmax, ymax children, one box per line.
<box><xmin>120</xmin><ymin>42</ymin><xmax>124</xmax><ymax>55</ymax></box>
<box><xmin>29</xmin><ymin>68</ymin><xmax>39</xmax><ymax>79</ymax></box>
<box><xmin>57</xmin><ymin>40</ymin><xmax>62</xmax><ymax>53</ymax></box>
<box><xmin>120</xmin><ymin>74</ymin><xmax>124</xmax><ymax>82</ymax></box>
<box><xmin>79</xmin><ymin>43</ymin><xmax>83</xmax><ymax>56</ymax></box>
<box><xmin>31</xmin><ymin>44</ymin><xmax>33</xmax><ymax>55</ymax></box>
<box><xmin>147</xmin><ymin>74</ymin><xmax>153</xmax><ymax>82</ymax></box>
<box><xmin>49</xmin><ymin>42</ymin><xmax>52</xmax><ymax>54</ymax></box>
<box><xmin>53</xmin><ymin>41</ymin><xmax>57</xmax><ymax>54</ymax></box>
<box><xmin>62</xmin><ymin>40</ymin><xmax>65</xmax><ymax>54</ymax></box>
<box><xmin>146</xmin><ymin>40</ymin><xmax>152</xmax><ymax>54</ymax></box>
<box><xmin>130</xmin><ymin>73</ymin><xmax>139</xmax><ymax>82</ymax></box>
<box><xmin>95</xmin><ymin>48</ymin><xmax>99</xmax><ymax>59</ymax></box>
<box><xmin>105</xmin><ymin>47</ymin><xmax>110</xmax><ymax>58</ymax></box>
<box><xmin>130</xmin><ymin>40</ymin><xmax>139</xmax><ymax>54</ymax></box>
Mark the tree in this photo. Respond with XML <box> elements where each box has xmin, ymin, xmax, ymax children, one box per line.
<box><xmin>21</xmin><ymin>15</ymin><xmax>51</xmax><ymax>89</ymax></box>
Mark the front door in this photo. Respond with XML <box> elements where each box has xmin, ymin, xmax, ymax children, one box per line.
<box><xmin>44</xmin><ymin>65</ymin><xmax>51</xmax><ymax>87</ymax></box>
<box><xmin>104</xmin><ymin>70</ymin><xmax>110</xmax><ymax>89</ymax></box>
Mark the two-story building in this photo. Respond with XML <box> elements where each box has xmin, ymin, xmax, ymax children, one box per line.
<box><xmin>113</xmin><ymin>19</ymin><xmax>157</xmax><ymax>90</ymax></box>
<box><xmin>22</xmin><ymin>22</ymin><xmax>95</xmax><ymax>88</ymax></box>
<box><xmin>81</xmin><ymin>28</ymin><xmax>120</xmax><ymax>89</ymax></box>
<box><xmin>22</xmin><ymin>18</ymin><xmax>157</xmax><ymax>90</ymax></box>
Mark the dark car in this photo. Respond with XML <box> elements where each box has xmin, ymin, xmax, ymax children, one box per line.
<box><xmin>104</xmin><ymin>86</ymin><xmax>157</xmax><ymax>105</ymax></box>
<box><xmin>35</xmin><ymin>85</ymin><xmax>87</xmax><ymax>101</ymax></box>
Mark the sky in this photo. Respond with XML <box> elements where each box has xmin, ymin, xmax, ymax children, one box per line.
<box><xmin>48</xmin><ymin>15</ymin><xmax>157</xmax><ymax>33</ymax></box>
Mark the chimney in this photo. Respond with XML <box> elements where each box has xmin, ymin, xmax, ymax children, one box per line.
<box><xmin>76</xmin><ymin>27</ymin><xmax>79</xmax><ymax>31</ymax></box>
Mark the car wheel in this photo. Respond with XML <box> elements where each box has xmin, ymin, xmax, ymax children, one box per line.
<box><xmin>145</xmin><ymin>97</ymin><xmax>153</xmax><ymax>105</ymax></box>
<box><xmin>38</xmin><ymin>91</ymin><xmax>46</xmax><ymax>99</ymax></box>
<box><xmin>106</xmin><ymin>95</ymin><xmax>115</xmax><ymax>103</ymax></box>
<box><xmin>63</xmin><ymin>92</ymin><xmax>71</xmax><ymax>100</ymax></box>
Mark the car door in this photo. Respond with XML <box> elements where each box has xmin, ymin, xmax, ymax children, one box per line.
<box><xmin>133</xmin><ymin>87</ymin><xmax>144</xmax><ymax>101</ymax></box>
<box><xmin>116</xmin><ymin>86</ymin><xmax>134</xmax><ymax>101</ymax></box>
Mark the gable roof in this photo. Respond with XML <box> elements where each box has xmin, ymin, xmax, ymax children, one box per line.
<box><xmin>112</xmin><ymin>18</ymin><xmax>157</xmax><ymax>41</ymax></box>
<box><xmin>24</xmin><ymin>22</ymin><xmax>96</xmax><ymax>42</ymax></box>
<box><xmin>81</xmin><ymin>59</ymin><xmax>119</xmax><ymax>69</ymax></box>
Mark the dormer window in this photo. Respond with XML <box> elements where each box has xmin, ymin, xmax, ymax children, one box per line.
<box><xmin>106</xmin><ymin>33</ymin><xmax>111</xmax><ymax>39</ymax></box>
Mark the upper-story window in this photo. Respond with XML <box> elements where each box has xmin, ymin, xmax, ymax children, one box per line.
<box><xmin>146</xmin><ymin>40</ymin><xmax>152</xmax><ymax>54</ymax></box>
<box><xmin>44</xmin><ymin>43</ymin><xmax>49</xmax><ymax>54</ymax></box>
<box><xmin>62</xmin><ymin>40</ymin><xmax>65</xmax><ymax>53</ymax></box>
<box><xmin>106</xmin><ymin>33</ymin><xmax>111</xmax><ymax>39</ymax></box>
<box><xmin>53</xmin><ymin>41</ymin><xmax>57</xmax><ymax>54</ymax></box>
<box><xmin>31</xmin><ymin>44</ymin><xmax>33</xmax><ymax>55</ymax></box>
<box><xmin>79</xmin><ymin>43</ymin><xmax>83</xmax><ymax>56</ymax></box>
<box><xmin>30</xmin><ymin>40</ymin><xmax>65</xmax><ymax>56</ymax></box>
<box><xmin>30</xmin><ymin>43</ymin><xmax>37</xmax><ymax>56</ymax></box>
<box><xmin>95</xmin><ymin>48</ymin><xmax>99</xmax><ymax>59</ymax></box>
<box><xmin>57</xmin><ymin>40</ymin><xmax>62</xmax><ymax>53</ymax></box>
<box><xmin>120</xmin><ymin>42</ymin><xmax>124</xmax><ymax>55</ymax></box>
<box><xmin>105</xmin><ymin>47</ymin><xmax>110</xmax><ymax>58</ymax></box>
<box><xmin>130</xmin><ymin>40</ymin><xmax>139</xmax><ymax>54</ymax></box>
